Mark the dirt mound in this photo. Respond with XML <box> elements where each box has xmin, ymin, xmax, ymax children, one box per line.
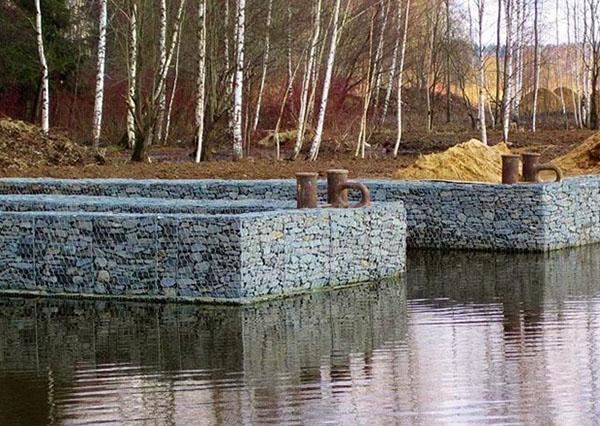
<box><xmin>0</xmin><ymin>119</ymin><xmax>103</xmax><ymax>169</ymax></box>
<box><xmin>553</xmin><ymin>132</ymin><xmax>600</xmax><ymax>175</ymax></box>
<box><xmin>393</xmin><ymin>139</ymin><xmax>511</xmax><ymax>183</ymax></box>
<box><xmin>521</xmin><ymin>88</ymin><xmax>563</xmax><ymax>114</ymax></box>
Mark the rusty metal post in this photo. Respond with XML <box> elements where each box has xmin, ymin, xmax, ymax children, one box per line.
<box><xmin>296</xmin><ymin>172</ymin><xmax>318</xmax><ymax>208</ymax></box>
<box><xmin>521</xmin><ymin>153</ymin><xmax>541</xmax><ymax>183</ymax></box>
<box><xmin>522</xmin><ymin>152</ymin><xmax>563</xmax><ymax>183</ymax></box>
<box><xmin>501</xmin><ymin>154</ymin><xmax>521</xmax><ymax>185</ymax></box>
<box><xmin>327</xmin><ymin>169</ymin><xmax>349</xmax><ymax>207</ymax></box>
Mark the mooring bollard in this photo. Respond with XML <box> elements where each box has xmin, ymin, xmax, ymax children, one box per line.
<box><xmin>296</xmin><ymin>172</ymin><xmax>318</xmax><ymax>208</ymax></box>
<box><xmin>327</xmin><ymin>169</ymin><xmax>349</xmax><ymax>207</ymax></box>
<box><xmin>501</xmin><ymin>154</ymin><xmax>521</xmax><ymax>185</ymax></box>
<box><xmin>326</xmin><ymin>169</ymin><xmax>371</xmax><ymax>208</ymax></box>
<box><xmin>522</xmin><ymin>152</ymin><xmax>563</xmax><ymax>183</ymax></box>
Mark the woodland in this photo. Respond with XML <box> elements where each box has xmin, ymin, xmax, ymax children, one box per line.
<box><xmin>0</xmin><ymin>0</ymin><xmax>598</xmax><ymax>172</ymax></box>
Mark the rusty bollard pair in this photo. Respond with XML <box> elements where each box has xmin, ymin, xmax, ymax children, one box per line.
<box><xmin>296</xmin><ymin>169</ymin><xmax>371</xmax><ymax>209</ymax></box>
<box><xmin>501</xmin><ymin>153</ymin><xmax>563</xmax><ymax>184</ymax></box>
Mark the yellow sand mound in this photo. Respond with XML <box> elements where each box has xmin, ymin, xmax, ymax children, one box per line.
<box><xmin>393</xmin><ymin>139</ymin><xmax>511</xmax><ymax>183</ymax></box>
<box><xmin>553</xmin><ymin>132</ymin><xmax>600</xmax><ymax>175</ymax></box>
<box><xmin>521</xmin><ymin>88</ymin><xmax>563</xmax><ymax>114</ymax></box>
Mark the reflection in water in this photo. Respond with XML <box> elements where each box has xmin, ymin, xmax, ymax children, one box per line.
<box><xmin>0</xmin><ymin>245</ymin><xmax>598</xmax><ymax>424</ymax></box>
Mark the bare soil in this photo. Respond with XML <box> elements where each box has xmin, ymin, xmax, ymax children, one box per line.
<box><xmin>0</xmin><ymin>128</ymin><xmax>595</xmax><ymax>180</ymax></box>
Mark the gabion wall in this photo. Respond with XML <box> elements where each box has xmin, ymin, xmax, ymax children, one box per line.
<box><xmin>0</xmin><ymin>204</ymin><xmax>406</xmax><ymax>303</ymax></box>
<box><xmin>0</xmin><ymin>176</ymin><xmax>597</xmax><ymax>251</ymax></box>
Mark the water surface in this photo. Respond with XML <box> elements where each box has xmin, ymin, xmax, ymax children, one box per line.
<box><xmin>0</xmin><ymin>246</ymin><xmax>599</xmax><ymax>425</ymax></box>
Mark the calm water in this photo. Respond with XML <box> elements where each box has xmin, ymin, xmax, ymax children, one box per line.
<box><xmin>0</xmin><ymin>246</ymin><xmax>599</xmax><ymax>425</ymax></box>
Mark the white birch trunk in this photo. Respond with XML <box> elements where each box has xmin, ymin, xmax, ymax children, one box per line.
<box><xmin>155</xmin><ymin>0</ymin><xmax>168</xmax><ymax>144</ymax></box>
<box><xmin>502</xmin><ymin>0</ymin><xmax>513</xmax><ymax>142</ymax></box>
<box><xmin>512</xmin><ymin>0</ymin><xmax>524</xmax><ymax>117</ymax></box>
<box><xmin>252</xmin><ymin>0</ymin><xmax>273</xmax><ymax>132</ymax></box>
<box><xmin>531</xmin><ymin>0</ymin><xmax>540</xmax><ymax>132</ymax></box>
<box><xmin>372</xmin><ymin>0</ymin><xmax>390</xmax><ymax>108</ymax></box>
<box><xmin>476</xmin><ymin>0</ymin><xmax>487</xmax><ymax>145</ymax></box>
<box><xmin>380</xmin><ymin>2</ymin><xmax>401</xmax><ymax>126</ymax></box>
<box><xmin>224</xmin><ymin>0</ymin><xmax>231</xmax><ymax>74</ymax></box>
<box><xmin>232</xmin><ymin>0</ymin><xmax>246</xmax><ymax>160</ymax></box>
<box><xmin>555</xmin><ymin>0</ymin><xmax>567</xmax><ymax>128</ymax></box>
<box><xmin>92</xmin><ymin>0</ymin><xmax>108</xmax><ymax>148</ymax></box>
<box><xmin>34</xmin><ymin>0</ymin><xmax>50</xmax><ymax>134</ymax></box>
<box><xmin>308</xmin><ymin>0</ymin><xmax>343</xmax><ymax>161</ymax></box>
<box><xmin>393</xmin><ymin>0</ymin><xmax>411</xmax><ymax>157</ymax></box>
<box><xmin>356</xmin><ymin>14</ymin><xmax>376</xmax><ymax>158</ymax></box>
<box><xmin>287</xmin><ymin>3</ymin><xmax>294</xmax><ymax>96</ymax></box>
<box><xmin>567</xmin><ymin>0</ymin><xmax>581</xmax><ymax>128</ymax></box>
<box><xmin>195</xmin><ymin>0</ymin><xmax>207</xmax><ymax>163</ymax></box>
<box><xmin>127</xmin><ymin>3</ymin><xmax>138</xmax><ymax>148</ymax></box>
<box><xmin>153</xmin><ymin>0</ymin><xmax>186</xmax><ymax>106</ymax></box>
<box><xmin>164</xmin><ymin>21</ymin><xmax>183</xmax><ymax>145</ymax></box>
<box><xmin>293</xmin><ymin>0</ymin><xmax>322</xmax><ymax>159</ymax></box>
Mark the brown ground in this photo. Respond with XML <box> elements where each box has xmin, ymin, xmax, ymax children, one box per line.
<box><xmin>0</xmin><ymin>125</ymin><xmax>595</xmax><ymax>180</ymax></box>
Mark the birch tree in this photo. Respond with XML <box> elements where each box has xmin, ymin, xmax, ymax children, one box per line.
<box><xmin>584</xmin><ymin>0</ymin><xmax>600</xmax><ymax>130</ymax></box>
<box><xmin>252</xmin><ymin>0</ymin><xmax>273</xmax><ymax>132</ymax></box>
<box><xmin>501</xmin><ymin>0</ymin><xmax>514</xmax><ymax>142</ymax></box>
<box><xmin>126</xmin><ymin>2</ymin><xmax>138</xmax><ymax>149</ymax></box>
<box><xmin>393</xmin><ymin>0</ymin><xmax>411</xmax><ymax>157</ymax></box>
<box><xmin>163</xmin><ymin>14</ymin><xmax>183</xmax><ymax>146</ymax></box>
<box><xmin>475</xmin><ymin>0</ymin><xmax>487</xmax><ymax>145</ymax></box>
<box><xmin>308</xmin><ymin>0</ymin><xmax>343</xmax><ymax>161</ymax></box>
<box><xmin>293</xmin><ymin>0</ymin><xmax>322</xmax><ymax>159</ymax></box>
<box><xmin>356</xmin><ymin>11</ymin><xmax>377</xmax><ymax>158</ymax></box>
<box><xmin>232</xmin><ymin>0</ymin><xmax>246</xmax><ymax>160</ymax></box>
<box><xmin>381</xmin><ymin>2</ymin><xmax>402</xmax><ymax>125</ymax></box>
<box><xmin>195</xmin><ymin>0</ymin><xmax>207</xmax><ymax>163</ymax></box>
<box><xmin>92</xmin><ymin>0</ymin><xmax>108</xmax><ymax>148</ymax></box>
<box><xmin>131</xmin><ymin>0</ymin><xmax>186</xmax><ymax>161</ymax></box>
<box><xmin>34</xmin><ymin>0</ymin><xmax>50</xmax><ymax>134</ymax></box>
<box><xmin>155</xmin><ymin>0</ymin><xmax>168</xmax><ymax>145</ymax></box>
<box><xmin>372</xmin><ymin>0</ymin><xmax>390</xmax><ymax>108</ymax></box>
<box><xmin>531</xmin><ymin>0</ymin><xmax>540</xmax><ymax>132</ymax></box>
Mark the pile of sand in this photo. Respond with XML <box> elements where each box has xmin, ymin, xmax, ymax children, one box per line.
<box><xmin>0</xmin><ymin>119</ymin><xmax>103</xmax><ymax>170</ymax></box>
<box><xmin>553</xmin><ymin>132</ymin><xmax>600</xmax><ymax>175</ymax></box>
<box><xmin>521</xmin><ymin>88</ymin><xmax>563</xmax><ymax>114</ymax></box>
<box><xmin>393</xmin><ymin>139</ymin><xmax>511</xmax><ymax>183</ymax></box>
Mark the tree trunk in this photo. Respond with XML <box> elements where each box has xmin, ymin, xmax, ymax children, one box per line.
<box><xmin>195</xmin><ymin>0</ymin><xmax>207</xmax><ymax>163</ymax></box>
<box><xmin>393</xmin><ymin>0</ymin><xmax>411</xmax><ymax>157</ymax></box>
<box><xmin>293</xmin><ymin>0</ymin><xmax>323</xmax><ymax>159</ymax></box>
<box><xmin>126</xmin><ymin>2</ymin><xmax>138</xmax><ymax>149</ymax></box>
<box><xmin>308</xmin><ymin>0</ymin><xmax>343</xmax><ymax>161</ymax></box>
<box><xmin>92</xmin><ymin>0</ymin><xmax>108</xmax><ymax>148</ymax></box>
<box><xmin>476</xmin><ymin>0</ymin><xmax>487</xmax><ymax>145</ymax></box>
<box><xmin>380</xmin><ymin>1</ymin><xmax>402</xmax><ymax>126</ymax></box>
<box><xmin>501</xmin><ymin>0</ymin><xmax>513</xmax><ymax>142</ymax></box>
<box><xmin>372</xmin><ymin>0</ymin><xmax>390</xmax><ymax>108</ymax></box>
<box><xmin>163</xmin><ymin>18</ymin><xmax>183</xmax><ymax>145</ymax></box>
<box><xmin>445</xmin><ymin>0</ymin><xmax>451</xmax><ymax>124</ymax></box>
<box><xmin>34</xmin><ymin>0</ymin><xmax>50</xmax><ymax>134</ymax></box>
<box><xmin>252</xmin><ymin>0</ymin><xmax>273</xmax><ymax>132</ymax></box>
<box><xmin>232</xmin><ymin>0</ymin><xmax>246</xmax><ymax>160</ymax></box>
<box><xmin>494</xmin><ymin>0</ymin><xmax>502</xmax><ymax>126</ymax></box>
<box><xmin>531</xmin><ymin>0</ymin><xmax>540</xmax><ymax>132</ymax></box>
<box><xmin>155</xmin><ymin>0</ymin><xmax>168</xmax><ymax>145</ymax></box>
<box><xmin>356</xmin><ymin>12</ymin><xmax>376</xmax><ymax>159</ymax></box>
